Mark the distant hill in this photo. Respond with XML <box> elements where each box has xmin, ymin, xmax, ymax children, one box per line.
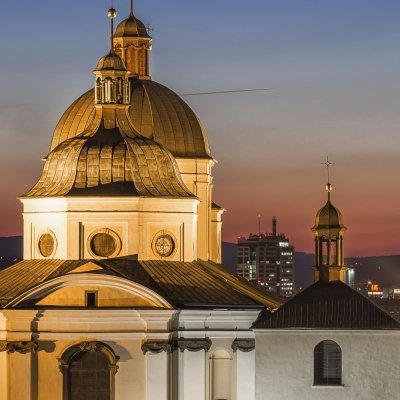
<box><xmin>0</xmin><ymin>236</ymin><xmax>22</xmax><ymax>269</ymax></box>
<box><xmin>222</xmin><ymin>242</ymin><xmax>400</xmax><ymax>289</ymax></box>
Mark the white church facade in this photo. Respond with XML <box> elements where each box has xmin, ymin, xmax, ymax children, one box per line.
<box><xmin>0</xmin><ymin>3</ymin><xmax>399</xmax><ymax>400</ymax></box>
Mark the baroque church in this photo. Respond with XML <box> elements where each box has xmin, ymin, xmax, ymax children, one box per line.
<box><xmin>0</xmin><ymin>3</ymin><xmax>399</xmax><ymax>400</ymax></box>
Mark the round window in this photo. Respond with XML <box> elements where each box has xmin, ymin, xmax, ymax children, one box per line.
<box><xmin>152</xmin><ymin>232</ymin><xmax>176</xmax><ymax>258</ymax></box>
<box><xmin>38</xmin><ymin>233</ymin><xmax>55</xmax><ymax>257</ymax></box>
<box><xmin>90</xmin><ymin>233</ymin><xmax>117</xmax><ymax>257</ymax></box>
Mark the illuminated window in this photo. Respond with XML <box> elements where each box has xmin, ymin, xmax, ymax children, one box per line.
<box><xmin>314</xmin><ymin>340</ymin><xmax>342</xmax><ymax>386</ymax></box>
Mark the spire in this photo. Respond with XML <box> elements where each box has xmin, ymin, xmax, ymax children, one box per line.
<box><xmin>130</xmin><ymin>0</ymin><xmax>134</xmax><ymax>15</ymax></box>
<box><xmin>272</xmin><ymin>217</ymin><xmax>277</xmax><ymax>236</ymax></box>
<box><xmin>312</xmin><ymin>157</ymin><xmax>347</xmax><ymax>283</ymax></box>
<box><xmin>321</xmin><ymin>156</ymin><xmax>334</xmax><ymax>202</ymax></box>
<box><xmin>108</xmin><ymin>7</ymin><xmax>117</xmax><ymax>51</ymax></box>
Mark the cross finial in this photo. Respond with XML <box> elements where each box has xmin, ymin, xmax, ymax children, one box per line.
<box><xmin>146</xmin><ymin>24</ymin><xmax>154</xmax><ymax>34</ymax></box>
<box><xmin>321</xmin><ymin>156</ymin><xmax>335</xmax><ymax>198</ymax></box>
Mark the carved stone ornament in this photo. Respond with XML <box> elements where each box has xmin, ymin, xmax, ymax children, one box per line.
<box><xmin>0</xmin><ymin>340</ymin><xmax>38</xmax><ymax>354</ymax></box>
<box><xmin>175</xmin><ymin>338</ymin><xmax>212</xmax><ymax>353</ymax></box>
<box><xmin>79</xmin><ymin>341</ymin><xmax>101</xmax><ymax>353</ymax></box>
<box><xmin>141</xmin><ymin>342</ymin><xmax>172</xmax><ymax>355</ymax></box>
<box><xmin>231</xmin><ymin>338</ymin><xmax>255</xmax><ymax>352</ymax></box>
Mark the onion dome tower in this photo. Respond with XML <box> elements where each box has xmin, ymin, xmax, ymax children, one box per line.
<box><xmin>21</xmin><ymin>8</ymin><xmax>196</xmax><ymax>262</ymax></box>
<box><xmin>312</xmin><ymin>174</ymin><xmax>347</xmax><ymax>283</ymax></box>
<box><xmin>46</xmin><ymin>1</ymin><xmax>220</xmax><ymax>263</ymax></box>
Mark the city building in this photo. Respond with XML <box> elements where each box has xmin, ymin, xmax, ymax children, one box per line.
<box><xmin>236</xmin><ymin>217</ymin><xmax>296</xmax><ymax>297</ymax></box>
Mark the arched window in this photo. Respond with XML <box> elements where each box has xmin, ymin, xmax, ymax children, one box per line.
<box><xmin>210</xmin><ymin>349</ymin><xmax>232</xmax><ymax>400</ymax></box>
<box><xmin>314</xmin><ymin>340</ymin><xmax>342</xmax><ymax>386</ymax></box>
<box><xmin>59</xmin><ymin>341</ymin><xmax>119</xmax><ymax>400</ymax></box>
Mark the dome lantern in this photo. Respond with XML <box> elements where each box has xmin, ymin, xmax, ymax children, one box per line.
<box><xmin>114</xmin><ymin>1</ymin><xmax>152</xmax><ymax>79</ymax></box>
<box><xmin>311</xmin><ymin>158</ymin><xmax>347</xmax><ymax>283</ymax></box>
<box><xmin>93</xmin><ymin>8</ymin><xmax>131</xmax><ymax>105</ymax></box>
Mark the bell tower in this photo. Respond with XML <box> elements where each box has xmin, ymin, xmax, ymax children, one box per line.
<box><xmin>312</xmin><ymin>159</ymin><xmax>347</xmax><ymax>282</ymax></box>
<box><xmin>113</xmin><ymin>0</ymin><xmax>152</xmax><ymax>79</ymax></box>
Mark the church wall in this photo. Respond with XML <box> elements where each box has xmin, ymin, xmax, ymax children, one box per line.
<box><xmin>176</xmin><ymin>158</ymin><xmax>215</xmax><ymax>261</ymax></box>
<box><xmin>22</xmin><ymin>197</ymin><xmax>198</xmax><ymax>262</ymax></box>
<box><xmin>255</xmin><ymin>330</ymin><xmax>400</xmax><ymax>400</ymax></box>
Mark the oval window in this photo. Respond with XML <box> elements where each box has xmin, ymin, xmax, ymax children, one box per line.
<box><xmin>38</xmin><ymin>233</ymin><xmax>55</xmax><ymax>257</ymax></box>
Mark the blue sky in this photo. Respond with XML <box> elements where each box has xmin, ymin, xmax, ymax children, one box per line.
<box><xmin>1</xmin><ymin>0</ymin><xmax>400</xmax><ymax>255</ymax></box>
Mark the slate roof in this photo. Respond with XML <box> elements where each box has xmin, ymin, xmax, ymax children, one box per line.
<box><xmin>0</xmin><ymin>259</ymin><xmax>282</xmax><ymax>310</ymax></box>
<box><xmin>253</xmin><ymin>280</ymin><xmax>400</xmax><ymax>330</ymax></box>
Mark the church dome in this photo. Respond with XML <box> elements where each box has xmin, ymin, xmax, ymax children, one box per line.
<box><xmin>24</xmin><ymin>108</ymin><xmax>194</xmax><ymax>198</ymax></box>
<box><xmin>94</xmin><ymin>51</ymin><xmax>127</xmax><ymax>72</ymax></box>
<box><xmin>115</xmin><ymin>13</ymin><xmax>151</xmax><ymax>38</ymax></box>
<box><xmin>313</xmin><ymin>200</ymin><xmax>345</xmax><ymax>231</ymax></box>
<box><xmin>51</xmin><ymin>79</ymin><xmax>211</xmax><ymax>159</ymax></box>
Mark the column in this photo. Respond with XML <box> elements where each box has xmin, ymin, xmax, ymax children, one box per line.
<box><xmin>177</xmin><ymin>338</ymin><xmax>211</xmax><ymax>400</ymax></box>
<box><xmin>142</xmin><ymin>342</ymin><xmax>171</xmax><ymax>400</ymax></box>
<box><xmin>232</xmin><ymin>339</ymin><xmax>255</xmax><ymax>400</ymax></box>
<box><xmin>0</xmin><ymin>350</ymin><xmax>7</xmax><ymax>399</ymax></box>
<box><xmin>0</xmin><ymin>341</ymin><xmax>37</xmax><ymax>400</ymax></box>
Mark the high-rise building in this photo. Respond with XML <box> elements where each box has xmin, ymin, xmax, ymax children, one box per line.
<box><xmin>236</xmin><ymin>217</ymin><xmax>296</xmax><ymax>297</ymax></box>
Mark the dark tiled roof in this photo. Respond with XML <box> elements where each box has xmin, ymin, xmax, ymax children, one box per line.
<box><xmin>253</xmin><ymin>280</ymin><xmax>400</xmax><ymax>330</ymax></box>
<box><xmin>0</xmin><ymin>259</ymin><xmax>282</xmax><ymax>310</ymax></box>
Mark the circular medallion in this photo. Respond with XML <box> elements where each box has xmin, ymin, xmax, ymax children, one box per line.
<box><xmin>154</xmin><ymin>234</ymin><xmax>175</xmax><ymax>257</ymax></box>
<box><xmin>38</xmin><ymin>233</ymin><xmax>56</xmax><ymax>257</ymax></box>
<box><xmin>90</xmin><ymin>233</ymin><xmax>117</xmax><ymax>257</ymax></box>
<box><xmin>87</xmin><ymin>229</ymin><xmax>121</xmax><ymax>258</ymax></box>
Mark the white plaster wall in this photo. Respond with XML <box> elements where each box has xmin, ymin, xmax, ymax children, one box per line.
<box><xmin>255</xmin><ymin>330</ymin><xmax>400</xmax><ymax>400</ymax></box>
<box><xmin>21</xmin><ymin>197</ymin><xmax>198</xmax><ymax>262</ymax></box>
<box><xmin>176</xmin><ymin>158</ymin><xmax>214</xmax><ymax>261</ymax></box>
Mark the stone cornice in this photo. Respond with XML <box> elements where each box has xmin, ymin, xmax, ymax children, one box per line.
<box><xmin>231</xmin><ymin>338</ymin><xmax>255</xmax><ymax>352</ymax></box>
<box><xmin>175</xmin><ymin>338</ymin><xmax>212</xmax><ymax>353</ymax></box>
<box><xmin>141</xmin><ymin>341</ymin><xmax>172</xmax><ymax>354</ymax></box>
<box><xmin>0</xmin><ymin>340</ymin><xmax>38</xmax><ymax>354</ymax></box>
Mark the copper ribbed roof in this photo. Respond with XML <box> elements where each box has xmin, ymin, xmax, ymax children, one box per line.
<box><xmin>313</xmin><ymin>200</ymin><xmax>346</xmax><ymax>231</ymax></box>
<box><xmin>94</xmin><ymin>51</ymin><xmax>127</xmax><ymax>72</ymax></box>
<box><xmin>51</xmin><ymin>80</ymin><xmax>211</xmax><ymax>159</ymax></box>
<box><xmin>24</xmin><ymin>107</ymin><xmax>193</xmax><ymax>198</ymax></box>
<box><xmin>0</xmin><ymin>259</ymin><xmax>282</xmax><ymax>310</ymax></box>
<box><xmin>114</xmin><ymin>13</ymin><xmax>151</xmax><ymax>39</ymax></box>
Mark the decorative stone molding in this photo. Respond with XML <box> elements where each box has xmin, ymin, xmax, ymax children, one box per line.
<box><xmin>231</xmin><ymin>338</ymin><xmax>255</xmax><ymax>353</ymax></box>
<box><xmin>79</xmin><ymin>341</ymin><xmax>101</xmax><ymax>353</ymax></box>
<box><xmin>0</xmin><ymin>340</ymin><xmax>38</xmax><ymax>354</ymax></box>
<box><xmin>141</xmin><ymin>341</ymin><xmax>172</xmax><ymax>355</ymax></box>
<box><xmin>175</xmin><ymin>338</ymin><xmax>212</xmax><ymax>353</ymax></box>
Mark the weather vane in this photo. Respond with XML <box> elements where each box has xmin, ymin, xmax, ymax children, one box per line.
<box><xmin>321</xmin><ymin>156</ymin><xmax>335</xmax><ymax>194</ymax></box>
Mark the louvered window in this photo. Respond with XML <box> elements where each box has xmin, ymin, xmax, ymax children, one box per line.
<box><xmin>314</xmin><ymin>340</ymin><xmax>342</xmax><ymax>386</ymax></box>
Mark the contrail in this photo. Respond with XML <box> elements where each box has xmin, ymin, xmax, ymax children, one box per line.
<box><xmin>180</xmin><ymin>88</ymin><xmax>276</xmax><ymax>97</ymax></box>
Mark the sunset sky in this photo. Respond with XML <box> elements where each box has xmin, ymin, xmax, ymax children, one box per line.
<box><xmin>1</xmin><ymin>0</ymin><xmax>400</xmax><ymax>256</ymax></box>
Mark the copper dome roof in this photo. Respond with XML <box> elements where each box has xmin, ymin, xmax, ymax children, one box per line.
<box><xmin>51</xmin><ymin>79</ymin><xmax>211</xmax><ymax>159</ymax></box>
<box><xmin>313</xmin><ymin>200</ymin><xmax>346</xmax><ymax>231</ymax></box>
<box><xmin>114</xmin><ymin>13</ymin><xmax>151</xmax><ymax>39</ymax></box>
<box><xmin>94</xmin><ymin>51</ymin><xmax>127</xmax><ymax>72</ymax></box>
<box><xmin>24</xmin><ymin>107</ymin><xmax>194</xmax><ymax>198</ymax></box>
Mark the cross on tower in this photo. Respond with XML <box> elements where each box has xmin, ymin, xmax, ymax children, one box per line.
<box><xmin>321</xmin><ymin>156</ymin><xmax>335</xmax><ymax>195</ymax></box>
